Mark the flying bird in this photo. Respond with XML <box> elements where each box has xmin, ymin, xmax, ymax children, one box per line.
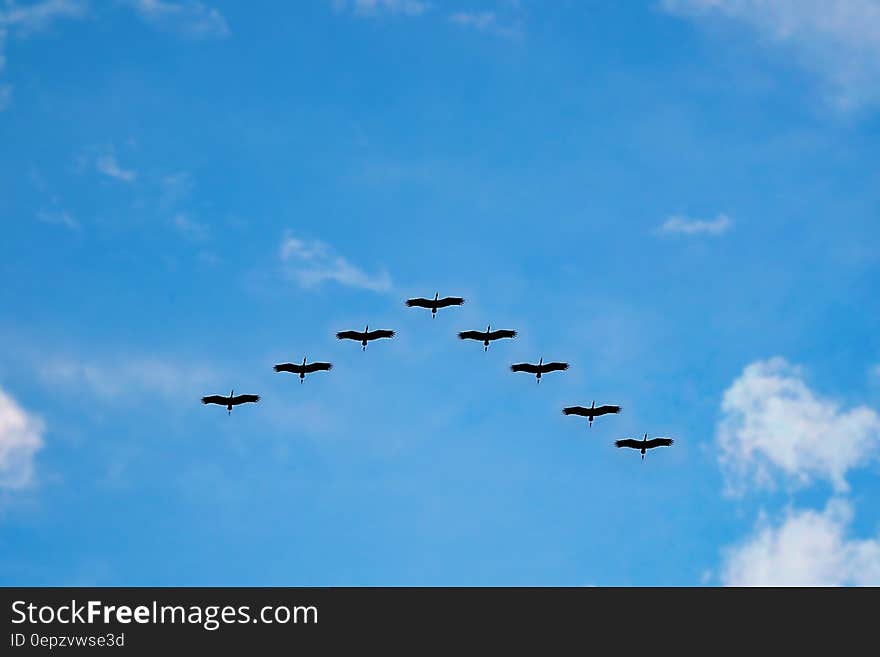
<box><xmin>336</xmin><ymin>325</ymin><xmax>396</xmax><ymax>351</ymax></box>
<box><xmin>615</xmin><ymin>433</ymin><xmax>674</xmax><ymax>460</ymax></box>
<box><xmin>405</xmin><ymin>293</ymin><xmax>464</xmax><ymax>318</ymax></box>
<box><xmin>510</xmin><ymin>357</ymin><xmax>569</xmax><ymax>383</ymax></box>
<box><xmin>274</xmin><ymin>357</ymin><xmax>333</xmax><ymax>383</ymax></box>
<box><xmin>563</xmin><ymin>401</ymin><xmax>622</xmax><ymax>427</ymax></box>
<box><xmin>201</xmin><ymin>389</ymin><xmax>260</xmax><ymax>415</ymax></box>
<box><xmin>458</xmin><ymin>325</ymin><xmax>517</xmax><ymax>351</ymax></box>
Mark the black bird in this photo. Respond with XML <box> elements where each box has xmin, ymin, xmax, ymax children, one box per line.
<box><xmin>201</xmin><ymin>389</ymin><xmax>260</xmax><ymax>415</ymax></box>
<box><xmin>405</xmin><ymin>292</ymin><xmax>464</xmax><ymax>318</ymax></box>
<box><xmin>615</xmin><ymin>433</ymin><xmax>674</xmax><ymax>461</ymax></box>
<box><xmin>458</xmin><ymin>325</ymin><xmax>517</xmax><ymax>351</ymax></box>
<box><xmin>510</xmin><ymin>357</ymin><xmax>569</xmax><ymax>383</ymax></box>
<box><xmin>274</xmin><ymin>357</ymin><xmax>333</xmax><ymax>384</ymax></box>
<box><xmin>336</xmin><ymin>325</ymin><xmax>396</xmax><ymax>351</ymax></box>
<box><xmin>563</xmin><ymin>401</ymin><xmax>622</xmax><ymax>427</ymax></box>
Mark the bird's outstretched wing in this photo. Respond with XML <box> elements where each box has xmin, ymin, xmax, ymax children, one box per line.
<box><xmin>366</xmin><ymin>329</ymin><xmax>395</xmax><ymax>340</ymax></box>
<box><xmin>645</xmin><ymin>437</ymin><xmax>674</xmax><ymax>449</ymax></box>
<box><xmin>511</xmin><ymin>363</ymin><xmax>541</xmax><ymax>374</ymax></box>
<box><xmin>435</xmin><ymin>296</ymin><xmax>465</xmax><ymax>308</ymax></box>
<box><xmin>274</xmin><ymin>363</ymin><xmax>302</xmax><ymax>374</ymax></box>
<box><xmin>336</xmin><ymin>330</ymin><xmax>363</xmax><ymax>340</ymax></box>
<box><xmin>487</xmin><ymin>329</ymin><xmax>516</xmax><ymax>340</ymax></box>
<box><xmin>405</xmin><ymin>298</ymin><xmax>432</xmax><ymax>308</ymax></box>
<box><xmin>231</xmin><ymin>394</ymin><xmax>260</xmax><ymax>405</ymax></box>
<box><xmin>201</xmin><ymin>395</ymin><xmax>227</xmax><ymax>405</ymax></box>
<box><xmin>562</xmin><ymin>406</ymin><xmax>590</xmax><ymax>416</ymax></box>
<box><xmin>458</xmin><ymin>330</ymin><xmax>484</xmax><ymax>341</ymax></box>
<box><xmin>303</xmin><ymin>361</ymin><xmax>333</xmax><ymax>373</ymax></box>
<box><xmin>594</xmin><ymin>405</ymin><xmax>622</xmax><ymax>416</ymax></box>
<box><xmin>541</xmin><ymin>362</ymin><xmax>569</xmax><ymax>373</ymax></box>
<box><xmin>615</xmin><ymin>438</ymin><xmax>642</xmax><ymax>449</ymax></box>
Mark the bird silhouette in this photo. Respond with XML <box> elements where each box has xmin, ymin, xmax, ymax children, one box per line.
<box><xmin>563</xmin><ymin>401</ymin><xmax>622</xmax><ymax>427</ymax></box>
<box><xmin>274</xmin><ymin>357</ymin><xmax>333</xmax><ymax>383</ymax></box>
<box><xmin>405</xmin><ymin>293</ymin><xmax>464</xmax><ymax>318</ymax></box>
<box><xmin>336</xmin><ymin>325</ymin><xmax>396</xmax><ymax>351</ymax></box>
<box><xmin>458</xmin><ymin>325</ymin><xmax>517</xmax><ymax>351</ymax></box>
<box><xmin>510</xmin><ymin>357</ymin><xmax>569</xmax><ymax>383</ymax></box>
<box><xmin>201</xmin><ymin>389</ymin><xmax>260</xmax><ymax>415</ymax></box>
<box><xmin>615</xmin><ymin>433</ymin><xmax>674</xmax><ymax>460</ymax></box>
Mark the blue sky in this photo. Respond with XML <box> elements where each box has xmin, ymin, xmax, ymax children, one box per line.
<box><xmin>1</xmin><ymin>0</ymin><xmax>879</xmax><ymax>586</ymax></box>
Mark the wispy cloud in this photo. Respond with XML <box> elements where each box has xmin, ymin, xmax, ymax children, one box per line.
<box><xmin>38</xmin><ymin>355</ymin><xmax>217</xmax><ymax>404</ymax></box>
<box><xmin>280</xmin><ymin>233</ymin><xmax>392</xmax><ymax>292</ymax></box>
<box><xmin>36</xmin><ymin>209</ymin><xmax>79</xmax><ymax>231</ymax></box>
<box><xmin>721</xmin><ymin>499</ymin><xmax>880</xmax><ymax>585</ymax></box>
<box><xmin>449</xmin><ymin>11</ymin><xmax>522</xmax><ymax>38</ymax></box>
<box><xmin>126</xmin><ymin>0</ymin><xmax>229</xmax><ymax>38</ymax></box>
<box><xmin>0</xmin><ymin>0</ymin><xmax>89</xmax><ymax>36</ymax></box>
<box><xmin>0</xmin><ymin>386</ymin><xmax>44</xmax><ymax>491</ymax></box>
<box><xmin>159</xmin><ymin>171</ymin><xmax>194</xmax><ymax>208</ymax></box>
<box><xmin>173</xmin><ymin>212</ymin><xmax>208</xmax><ymax>241</ymax></box>
<box><xmin>96</xmin><ymin>152</ymin><xmax>136</xmax><ymax>182</ymax></box>
<box><xmin>658</xmin><ymin>213</ymin><xmax>732</xmax><ymax>236</ymax></box>
<box><xmin>0</xmin><ymin>0</ymin><xmax>89</xmax><ymax>110</ymax></box>
<box><xmin>717</xmin><ymin>357</ymin><xmax>880</xmax><ymax>495</ymax></box>
<box><xmin>662</xmin><ymin>0</ymin><xmax>880</xmax><ymax>111</ymax></box>
<box><xmin>332</xmin><ymin>0</ymin><xmax>432</xmax><ymax>17</ymax></box>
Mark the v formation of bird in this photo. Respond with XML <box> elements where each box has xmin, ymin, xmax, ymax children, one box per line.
<box><xmin>201</xmin><ymin>292</ymin><xmax>674</xmax><ymax>460</ymax></box>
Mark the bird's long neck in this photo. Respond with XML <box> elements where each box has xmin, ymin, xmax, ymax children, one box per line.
<box><xmin>230</xmin><ymin>389</ymin><xmax>234</xmax><ymax>399</ymax></box>
<box><xmin>435</xmin><ymin>292</ymin><xmax>439</xmax><ymax>301</ymax></box>
<box><xmin>303</xmin><ymin>357</ymin><xmax>307</xmax><ymax>366</ymax></box>
<box><xmin>592</xmin><ymin>400</ymin><xmax>595</xmax><ymax>410</ymax></box>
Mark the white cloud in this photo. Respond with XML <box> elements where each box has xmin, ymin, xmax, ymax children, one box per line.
<box><xmin>0</xmin><ymin>0</ymin><xmax>89</xmax><ymax>110</ymax></box>
<box><xmin>127</xmin><ymin>0</ymin><xmax>229</xmax><ymax>38</ymax></box>
<box><xmin>96</xmin><ymin>153</ymin><xmax>136</xmax><ymax>182</ymax></box>
<box><xmin>39</xmin><ymin>356</ymin><xmax>216</xmax><ymax>403</ymax></box>
<box><xmin>0</xmin><ymin>0</ymin><xmax>88</xmax><ymax>36</ymax></box>
<box><xmin>36</xmin><ymin>209</ymin><xmax>79</xmax><ymax>230</ymax></box>
<box><xmin>662</xmin><ymin>0</ymin><xmax>880</xmax><ymax>110</ymax></box>
<box><xmin>160</xmin><ymin>171</ymin><xmax>194</xmax><ymax>208</ymax></box>
<box><xmin>173</xmin><ymin>212</ymin><xmax>208</xmax><ymax>241</ymax></box>
<box><xmin>0</xmin><ymin>387</ymin><xmax>44</xmax><ymax>490</ymax></box>
<box><xmin>659</xmin><ymin>213</ymin><xmax>732</xmax><ymax>236</ymax></box>
<box><xmin>280</xmin><ymin>234</ymin><xmax>392</xmax><ymax>292</ymax></box>
<box><xmin>717</xmin><ymin>357</ymin><xmax>880</xmax><ymax>495</ymax></box>
<box><xmin>333</xmin><ymin>0</ymin><xmax>432</xmax><ymax>17</ymax></box>
<box><xmin>449</xmin><ymin>11</ymin><xmax>521</xmax><ymax>38</ymax></box>
<box><xmin>450</xmin><ymin>11</ymin><xmax>496</xmax><ymax>30</ymax></box>
<box><xmin>721</xmin><ymin>498</ymin><xmax>880</xmax><ymax>586</ymax></box>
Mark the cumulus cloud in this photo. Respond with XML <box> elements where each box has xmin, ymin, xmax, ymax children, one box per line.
<box><xmin>658</xmin><ymin>213</ymin><xmax>732</xmax><ymax>236</ymax></box>
<box><xmin>717</xmin><ymin>357</ymin><xmax>880</xmax><ymax>495</ymax></box>
<box><xmin>96</xmin><ymin>153</ymin><xmax>136</xmax><ymax>182</ymax></box>
<box><xmin>332</xmin><ymin>0</ymin><xmax>432</xmax><ymax>17</ymax></box>
<box><xmin>0</xmin><ymin>387</ymin><xmax>44</xmax><ymax>490</ymax></box>
<box><xmin>127</xmin><ymin>0</ymin><xmax>229</xmax><ymax>38</ymax></box>
<box><xmin>661</xmin><ymin>0</ymin><xmax>880</xmax><ymax>110</ymax></box>
<box><xmin>280</xmin><ymin>234</ymin><xmax>392</xmax><ymax>292</ymax></box>
<box><xmin>721</xmin><ymin>498</ymin><xmax>880</xmax><ymax>586</ymax></box>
